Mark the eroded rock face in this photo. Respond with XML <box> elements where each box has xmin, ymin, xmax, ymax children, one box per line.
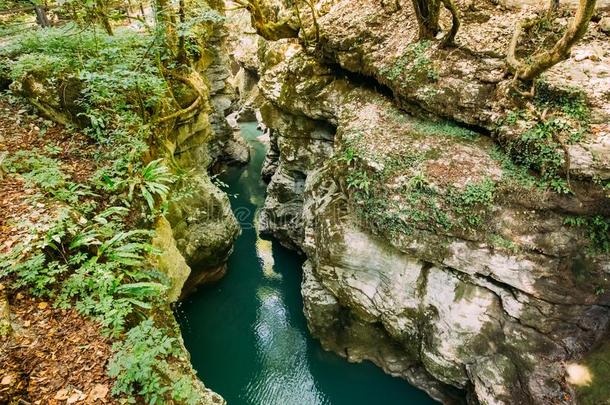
<box><xmin>254</xmin><ymin>40</ymin><xmax>610</xmax><ymax>404</ymax></box>
<box><xmin>258</xmin><ymin>103</ymin><xmax>334</xmax><ymax>249</ymax></box>
<box><xmin>205</xmin><ymin>16</ymin><xmax>250</xmax><ymax>166</ymax></box>
<box><xmin>167</xmin><ymin>170</ymin><xmax>239</xmax><ymax>282</ymax></box>
<box><xmin>162</xmin><ymin>5</ymin><xmax>246</xmax><ymax>291</ymax></box>
<box><xmin>311</xmin><ymin>0</ymin><xmax>610</xmax><ymax>181</ymax></box>
<box><xmin>164</xmin><ymin>68</ymin><xmax>241</xmax><ymax>287</ymax></box>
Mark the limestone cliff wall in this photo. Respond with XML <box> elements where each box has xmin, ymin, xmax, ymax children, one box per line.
<box><xmin>224</xmin><ymin>2</ymin><xmax>610</xmax><ymax>403</ymax></box>
<box><xmin>243</xmin><ymin>8</ymin><xmax>610</xmax><ymax>401</ymax></box>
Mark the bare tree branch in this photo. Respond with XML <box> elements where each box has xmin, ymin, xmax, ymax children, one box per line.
<box><xmin>508</xmin><ymin>0</ymin><xmax>597</xmax><ymax>82</ymax></box>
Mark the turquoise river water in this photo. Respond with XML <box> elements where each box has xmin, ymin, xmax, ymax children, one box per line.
<box><xmin>176</xmin><ymin>123</ymin><xmax>436</xmax><ymax>405</ymax></box>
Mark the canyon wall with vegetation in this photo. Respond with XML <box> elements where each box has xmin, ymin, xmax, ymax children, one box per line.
<box><xmin>228</xmin><ymin>1</ymin><xmax>610</xmax><ymax>404</ymax></box>
<box><xmin>0</xmin><ymin>0</ymin><xmax>244</xmax><ymax>402</ymax></box>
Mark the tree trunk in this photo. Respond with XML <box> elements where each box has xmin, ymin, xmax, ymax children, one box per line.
<box><xmin>440</xmin><ymin>0</ymin><xmax>460</xmax><ymax>47</ymax></box>
<box><xmin>95</xmin><ymin>0</ymin><xmax>113</xmax><ymax>35</ymax></box>
<box><xmin>155</xmin><ymin>0</ymin><xmax>179</xmax><ymax>56</ymax></box>
<box><xmin>139</xmin><ymin>2</ymin><xmax>146</xmax><ymax>19</ymax></box>
<box><xmin>549</xmin><ymin>0</ymin><xmax>560</xmax><ymax>13</ymax></box>
<box><xmin>34</xmin><ymin>5</ymin><xmax>51</xmax><ymax>28</ymax></box>
<box><xmin>303</xmin><ymin>0</ymin><xmax>320</xmax><ymax>42</ymax></box>
<box><xmin>177</xmin><ymin>0</ymin><xmax>187</xmax><ymax>64</ymax></box>
<box><xmin>411</xmin><ymin>0</ymin><xmax>441</xmax><ymax>40</ymax></box>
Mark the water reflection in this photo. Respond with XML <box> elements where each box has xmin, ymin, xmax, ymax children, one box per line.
<box><xmin>177</xmin><ymin>123</ymin><xmax>437</xmax><ymax>405</ymax></box>
<box><xmin>256</xmin><ymin>236</ymin><xmax>278</xmax><ymax>280</ymax></box>
<box><xmin>249</xmin><ymin>286</ymin><xmax>327</xmax><ymax>405</ymax></box>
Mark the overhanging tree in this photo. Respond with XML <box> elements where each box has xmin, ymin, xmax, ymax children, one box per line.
<box><xmin>508</xmin><ymin>0</ymin><xmax>597</xmax><ymax>82</ymax></box>
<box><xmin>230</xmin><ymin>0</ymin><xmax>300</xmax><ymax>40</ymax></box>
<box><xmin>229</xmin><ymin>0</ymin><xmax>323</xmax><ymax>42</ymax></box>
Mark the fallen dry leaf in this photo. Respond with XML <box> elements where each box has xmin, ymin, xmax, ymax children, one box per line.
<box><xmin>1</xmin><ymin>374</ymin><xmax>14</xmax><ymax>385</ymax></box>
<box><xmin>88</xmin><ymin>383</ymin><xmax>109</xmax><ymax>401</ymax></box>
<box><xmin>54</xmin><ymin>388</ymin><xmax>70</xmax><ymax>400</ymax></box>
<box><xmin>67</xmin><ymin>390</ymin><xmax>86</xmax><ymax>404</ymax></box>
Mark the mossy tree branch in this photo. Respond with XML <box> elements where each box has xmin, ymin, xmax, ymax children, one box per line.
<box><xmin>232</xmin><ymin>0</ymin><xmax>300</xmax><ymax>40</ymax></box>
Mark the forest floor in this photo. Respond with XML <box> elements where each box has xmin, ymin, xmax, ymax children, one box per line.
<box><xmin>0</xmin><ymin>93</ymin><xmax>118</xmax><ymax>404</ymax></box>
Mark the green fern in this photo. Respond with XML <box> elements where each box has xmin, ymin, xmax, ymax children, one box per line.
<box><xmin>122</xmin><ymin>159</ymin><xmax>175</xmax><ymax>212</ymax></box>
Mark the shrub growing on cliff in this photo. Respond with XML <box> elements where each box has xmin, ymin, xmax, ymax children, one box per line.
<box><xmin>108</xmin><ymin>319</ymin><xmax>179</xmax><ymax>403</ymax></box>
<box><xmin>108</xmin><ymin>319</ymin><xmax>199</xmax><ymax>404</ymax></box>
<box><xmin>565</xmin><ymin>215</ymin><xmax>610</xmax><ymax>254</ymax></box>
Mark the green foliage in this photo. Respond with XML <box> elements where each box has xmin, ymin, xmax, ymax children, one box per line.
<box><xmin>346</xmin><ymin>170</ymin><xmax>371</xmax><ymax>196</ymax></box>
<box><xmin>407</xmin><ymin>173</ymin><xmax>428</xmax><ymax>191</ymax></box>
<box><xmin>2</xmin><ymin>27</ymin><xmax>173</xmax><ymax>211</ymax></box>
<box><xmin>122</xmin><ymin>159</ymin><xmax>175</xmax><ymax>212</ymax></box>
<box><xmin>343</xmin><ymin>140</ymin><xmax>497</xmax><ymax>238</ymax></box>
<box><xmin>108</xmin><ymin>319</ymin><xmax>177</xmax><ymax>403</ymax></box>
<box><xmin>489</xmin><ymin>145</ymin><xmax>537</xmax><ymax>188</ymax></box>
<box><xmin>3</xmin><ymin>28</ymin><xmax>176</xmax><ymax>214</ymax></box>
<box><xmin>500</xmin><ymin>82</ymin><xmax>590</xmax><ymax>195</ymax></box>
<box><xmin>507</xmin><ymin>119</ymin><xmax>571</xmax><ymax>194</ymax></box>
<box><xmin>108</xmin><ymin>319</ymin><xmax>198</xmax><ymax>405</ymax></box>
<box><xmin>447</xmin><ymin>178</ymin><xmax>496</xmax><ymax>227</ymax></box>
<box><xmin>412</xmin><ymin>120</ymin><xmax>479</xmax><ymax>140</ymax></box>
<box><xmin>564</xmin><ymin>215</ymin><xmax>610</xmax><ymax>254</ymax></box>
<box><xmin>171</xmin><ymin>376</ymin><xmax>200</xmax><ymax>405</ymax></box>
<box><xmin>338</xmin><ymin>145</ymin><xmax>360</xmax><ymax>165</ymax></box>
<box><xmin>535</xmin><ymin>80</ymin><xmax>590</xmax><ymax>122</ymax></box>
<box><xmin>504</xmin><ymin>110</ymin><xmax>525</xmax><ymax>126</ymax></box>
<box><xmin>9</xmin><ymin>53</ymin><xmax>71</xmax><ymax>81</ymax></box>
<box><xmin>0</xmin><ymin>11</ymin><xmax>208</xmax><ymax>404</ymax></box>
<box><xmin>1</xmin><ymin>206</ymin><xmax>167</xmax><ymax>335</ymax></box>
<box><xmin>4</xmin><ymin>150</ymin><xmax>102</xmax><ymax>206</ymax></box>
<box><xmin>4</xmin><ymin>253</ymin><xmax>67</xmax><ymax>297</ymax></box>
<box><xmin>5</xmin><ymin>151</ymin><xmax>68</xmax><ymax>191</ymax></box>
<box><xmin>177</xmin><ymin>6</ymin><xmax>226</xmax><ymax>59</ymax></box>
<box><xmin>490</xmin><ymin>234</ymin><xmax>520</xmax><ymax>253</ymax></box>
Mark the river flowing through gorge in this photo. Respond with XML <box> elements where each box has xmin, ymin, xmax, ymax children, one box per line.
<box><xmin>176</xmin><ymin>123</ymin><xmax>436</xmax><ymax>405</ymax></box>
